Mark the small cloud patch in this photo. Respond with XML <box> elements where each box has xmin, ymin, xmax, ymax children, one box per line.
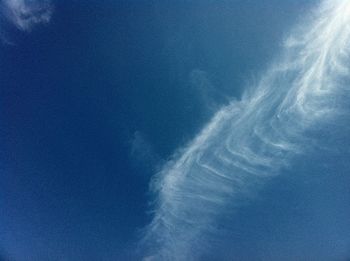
<box><xmin>1</xmin><ymin>0</ymin><xmax>53</xmax><ymax>32</ymax></box>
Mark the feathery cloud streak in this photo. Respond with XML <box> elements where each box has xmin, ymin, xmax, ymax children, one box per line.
<box><xmin>141</xmin><ymin>0</ymin><xmax>350</xmax><ymax>260</ymax></box>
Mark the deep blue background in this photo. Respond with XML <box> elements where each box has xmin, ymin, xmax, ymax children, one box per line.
<box><xmin>2</xmin><ymin>1</ymin><xmax>349</xmax><ymax>260</ymax></box>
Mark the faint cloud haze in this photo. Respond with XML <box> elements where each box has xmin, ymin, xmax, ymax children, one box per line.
<box><xmin>130</xmin><ymin>131</ymin><xmax>160</xmax><ymax>172</ymax></box>
<box><xmin>189</xmin><ymin>69</ymin><xmax>223</xmax><ymax>111</ymax></box>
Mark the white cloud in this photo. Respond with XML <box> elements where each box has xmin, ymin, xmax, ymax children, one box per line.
<box><xmin>1</xmin><ymin>0</ymin><xmax>53</xmax><ymax>31</ymax></box>
<box><xmin>140</xmin><ymin>0</ymin><xmax>350</xmax><ymax>259</ymax></box>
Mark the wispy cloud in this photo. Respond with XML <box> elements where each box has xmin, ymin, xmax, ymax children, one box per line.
<box><xmin>140</xmin><ymin>0</ymin><xmax>350</xmax><ymax>259</ymax></box>
<box><xmin>130</xmin><ymin>131</ymin><xmax>160</xmax><ymax>172</ymax></box>
<box><xmin>189</xmin><ymin>69</ymin><xmax>227</xmax><ymax>112</ymax></box>
<box><xmin>1</xmin><ymin>0</ymin><xmax>53</xmax><ymax>32</ymax></box>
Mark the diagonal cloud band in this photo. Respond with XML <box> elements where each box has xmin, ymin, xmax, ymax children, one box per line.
<box><xmin>140</xmin><ymin>0</ymin><xmax>350</xmax><ymax>260</ymax></box>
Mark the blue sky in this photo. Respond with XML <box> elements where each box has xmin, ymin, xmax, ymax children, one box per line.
<box><xmin>0</xmin><ymin>1</ymin><xmax>349</xmax><ymax>260</ymax></box>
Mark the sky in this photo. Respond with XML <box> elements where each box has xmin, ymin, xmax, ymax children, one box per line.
<box><xmin>0</xmin><ymin>1</ymin><xmax>349</xmax><ymax>261</ymax></box>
